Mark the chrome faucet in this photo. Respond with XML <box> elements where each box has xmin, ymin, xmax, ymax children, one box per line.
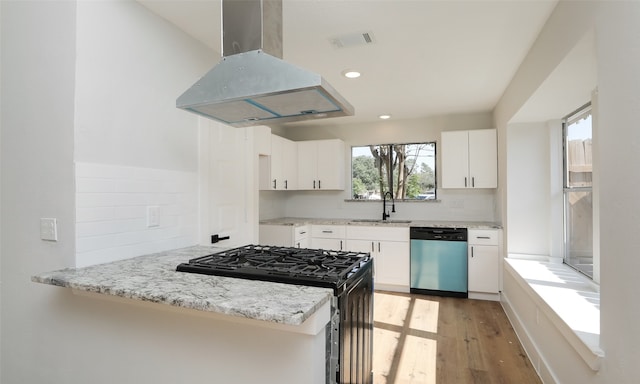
<box><xmin>382</xmin><ymin>191</ymin><xmax>396</xmax><ymax>221</ymax></box>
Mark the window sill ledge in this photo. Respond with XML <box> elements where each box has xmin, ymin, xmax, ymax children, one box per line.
<box><xmin>504</xmin><ymin>256</ymin><xmax>603</xmax><ymax>371</ymax></box>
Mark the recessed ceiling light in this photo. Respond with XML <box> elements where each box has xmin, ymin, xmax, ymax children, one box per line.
<box><xmin>379</xmin><ymin>114</ymin><xmax>391</xmax><ymax>120</ymax></box>
<box><xmin>342</xmin><ymin>70</ymin><xmax>361</xmax><ymax>79</ymax></box>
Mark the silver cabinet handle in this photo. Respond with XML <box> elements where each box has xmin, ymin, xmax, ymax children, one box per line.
<box><xmin>273</xmin><ymin>179</ymin><xmax>277</xmax><ymax>189</ymax></box>
<box><xmin>322</xmin><ymin>230</ymin><xmax>333</xmax><ymax>234</ymax></box>
<box><xmin>371</xmin><ymin>242</ymin><xmax>374</xmax><ymax>252</ymax></box>
<box><xmin>340</xmin><ymin>240</ymin><xmax>343</xmax><ymax>250</ymax></box>
<box><xmin>464</xmin><ymin>177</ymin><xmax>467</xmax><ymax>187</ymax></box>
<box><xmin>476</xmin><ymin>236</ymin><xmax>491</xmax><ymax>239</ymax></box>
<box><xmin>378</xmin><ymin>242</ymin><xmax>381</xmax><ymax>252</ymax></box>
<box><xmin>471</xmin><ymin>246</ymin><xmax>474</xmax><ymax>258</ymax></box>
<box><xmin>285</xmin><ymin>180</ymin><xmax>288</xmax><ymax>189</ymax></box>
<box><xmin>472</xmin><ymin>177</ymin><xmax>475</xmax><ymax>187</ymax></box>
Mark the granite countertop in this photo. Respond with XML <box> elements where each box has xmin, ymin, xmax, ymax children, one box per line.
<box><xmin>32</xmin><ymin>245</ymin><xmax>333</xmax><ymax>326</ymax></box>
<box><xmin>260</xmin><ymin>217</ymin><xmax>502</xmax><ymax>229</ymax></box>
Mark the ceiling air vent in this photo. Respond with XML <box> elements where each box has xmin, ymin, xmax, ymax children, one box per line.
<box><xmin>330</xmin><ymin>31</ymin><xmax>375</xmax><ymax>48</ymax></box>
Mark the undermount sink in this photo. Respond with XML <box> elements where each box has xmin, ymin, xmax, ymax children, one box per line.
<box><xmin>351</xmin><ymin>219</ymin><xmax>412</xmax><ymax>224</ymax></box>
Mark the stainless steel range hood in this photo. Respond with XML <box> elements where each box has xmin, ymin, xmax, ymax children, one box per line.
<box><xmin>176</xmin><ymin>0</ymin><xmax>354</xmax><ymax>127</ymax></box>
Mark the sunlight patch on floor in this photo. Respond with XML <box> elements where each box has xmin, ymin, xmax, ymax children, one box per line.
<box><xmin>409</xmin><ymin>299</ymin><xmax>439</xmax><ymax>333</ymax></box>
<box><xmin>373</xmin><ymin>328</ymin><xmax>401</xmax><ymax>383</ymax></box>
<box><xmin>396</xmin><ymin>335</ymin><xmax>437</xmax><ymax>384</ymax></box>
<box><xmin>374</xmin><ymin>292</ymin><xmax>411</xmax><ymax>327</ymax></box>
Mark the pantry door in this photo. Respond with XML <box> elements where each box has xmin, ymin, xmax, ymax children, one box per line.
<box><xmin>199</xmin><ymin>118</ymin><xmax>260</xmax><ymax>247</ymax></box>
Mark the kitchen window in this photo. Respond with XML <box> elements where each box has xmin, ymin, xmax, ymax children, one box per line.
<box><xmin>351</xmin><ymin>142</ymin><xmax>436</xmax><ymax>200</ymax></box>
<box><xmin>563</xmin><ymin>103</ymin><xmax>593</xmax><ymax>278</ymax></box>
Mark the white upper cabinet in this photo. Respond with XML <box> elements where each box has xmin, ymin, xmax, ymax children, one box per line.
<box><xmin>260</xmin><ymin>135</ymin><xmax>297</xmax><ymax>190</ymax></box>
<box><xmin>441</xmin><ymin>129</ymin><xmax>497</xmax><ymax>188</ymax></box>
<box><xmin>297</xmin><ymin>139</ymin><xmax>345</xmax><ymax>190</ymax></box>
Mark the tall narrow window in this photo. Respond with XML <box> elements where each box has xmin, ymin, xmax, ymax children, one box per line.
<box><xmin>563</xmin><ymin>103</ymin><xmax>593</xmax><ymax>278</ymax></box>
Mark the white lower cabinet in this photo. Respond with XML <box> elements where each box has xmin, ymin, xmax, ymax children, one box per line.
<box><xmin>259</xmin><ymin>224</ymin><xmax>309</xmax><ymax>248</ymax></box>
<box><xmin>346</xmin><ymin>226</ymin><xmax>410</xmax><ymax>292</ymax></box>
<box><xmin>294</xmin><ymin>226</ymin><xmax>310</xmax><ymax>248</ymax></box>
<box><xmin>310</xmin><ymin>225</ymin><xmax>346</xmax><ymax>251</ymax></box>
<box><xmin>468</xmin><ymin>229</ymin><xmax>501</xmax><ymax>300</ymax></box>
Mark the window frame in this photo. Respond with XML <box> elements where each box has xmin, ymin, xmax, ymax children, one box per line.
<box><xmin>562</xmin><ymin>102</ymin><xmax>594</xmax><ymax>279</ymax></box>
<box><xmin>350</xmin><ymin>142</ymin><xmax>437</xmax><ymax>201</ymax></box>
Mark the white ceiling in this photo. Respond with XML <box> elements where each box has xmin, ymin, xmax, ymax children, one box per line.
<box><xmin>139</xmin><ymin>0</ymin><xmax>559</xmax><ymax>128</ymax></box>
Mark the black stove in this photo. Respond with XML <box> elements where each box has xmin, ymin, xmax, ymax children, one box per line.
<box><xmin>176</xmin><ymin>245</ymin><xmax>372</xmax><ymax>294</ymax></box>
<box><xmin>176</xmin><ymin>244</ymin><xmax>374</xmax><ymax>384</ymax></box>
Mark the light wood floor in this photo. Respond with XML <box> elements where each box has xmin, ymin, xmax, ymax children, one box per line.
<box><xmin>373</xmin><ymin>291</ymin><xmax>542</xmax><ymax>384</ymax></box>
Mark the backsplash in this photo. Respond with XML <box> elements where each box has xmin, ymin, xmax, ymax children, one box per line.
<box><xmin>75</xmin><ymin>162</ymin><xmax>198</xmax><ymax>267</ymax></box>
<box><xmin>259</xmin><ymin>188</ymin><xmax>497</xmax><ymax>223</ymax></box>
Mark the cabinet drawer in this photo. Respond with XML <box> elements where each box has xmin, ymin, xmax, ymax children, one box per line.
<box><xmin>346</xmin><ymin>226</ymin><xmax>409</xmax><ymax>242</ymax></box>
<box><xmin>468</xmin><ymin>229</ymin><xmax>499</xmax><ymax>245</ymax></box>
<box><xmin>294</xmin><ymin>225</ymin><xmax>309</xmax><ymax>241</ymax></box>
<box><xmin>311</xmin><ymin>225</ymin><xmax>346</xmax><ymax>239</ymax></box>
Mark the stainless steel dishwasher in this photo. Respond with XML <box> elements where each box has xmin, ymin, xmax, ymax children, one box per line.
<box><xmin>410</xmin><ymin>227</ymin><xmax>468</xmax><ymax>298</ymax></box>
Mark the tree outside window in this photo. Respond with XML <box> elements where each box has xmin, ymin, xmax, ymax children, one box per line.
<box><xmin>351</xmin><ymin>143</ymin><xmax>436</xmax><ymax>200</ymax></box>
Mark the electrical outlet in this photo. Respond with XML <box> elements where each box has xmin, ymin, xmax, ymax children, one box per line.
<box><xmin>40</xmin><ymin>218</ymin><xmax>58</xmax><ymax>241</ymax></box>
<box><xmin>147</xmin><ymin>206</ymin><xmax>160</xmax><ymax>227</ymax></box>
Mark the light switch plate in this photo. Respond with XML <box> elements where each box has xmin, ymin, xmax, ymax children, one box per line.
<box><xmin>40</xmin><ymin>218</ymin><xmax>58</xmax><ymax>241</ymax></box>
<box><xmin>147</xmin><ymin>206</ymin><xmax>159</xmax><ymax>227</ymax></box>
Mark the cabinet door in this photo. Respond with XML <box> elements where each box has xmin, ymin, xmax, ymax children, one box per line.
<box><xmin>377</xmin><ymin>241</ymin><xmax>410</xmax><ymax>287</ymax></box>
<box><xmin>295</xmin><ymin>237</ymin><xmax>310</xmax><ymax>249</ymax></box>
<box><xmin>468</xmin><ymin>244</ymin><xmax>499</xmax><ymax>293</ymax></box>
<box><xmin>311</xmin><ymin>237</ymin><xmax>344</xmax><ymax>251</ymax></box>
<box><xmin>282</xmin><ymin>138</ymin><xmax>298</xmax><ymax>190</ymax></box>
<box><xmin>259</xmin><ymin>224</ymin><xmax>293</xmax><ymax>247</ymax></box>
<box><xmin>316</xmin><ymin>139</ymin><xmax>345</xmax><ymax>190</ymax></box>
<box><xmin>347</xmin><ymin>239</ymin><xmax>377</xmax><ymax>278</ymax></box>
<box><xmin>346</xmin><ymin>239</ymin><xmax>375</xmax><ymax>253</ymax></box>
<box><xmin>294</xmin><ymin>225</ymin><xmax>309</xmax><ymax>248</ymax></box>
<box><xmin>441</xmin><ymin>130</ymin><xmax>470</xmax><ymax>188</ymax></box>
<box><xmin>468</xmin><ymin>129</ymin><xmax>497</xmax><ymax>188</ymax></box>
<box><xmin>270</xmin><ymin>135</ymin><xmax>285</xmax><ymax>190</ymax></box>
<box><xmin>297</xmin><ymin>141</ymin><xmax>318</xmax><ymax>190</ymax></box>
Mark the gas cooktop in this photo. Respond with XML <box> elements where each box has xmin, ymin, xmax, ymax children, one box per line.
<box><xmin>176</xmin><ymin>245</ymin><xmax>372</xmax><ymax>292</ymax></box>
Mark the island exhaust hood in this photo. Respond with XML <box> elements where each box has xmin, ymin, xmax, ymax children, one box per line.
<box><xmin>176</xmin><ymin>0</ymin><xmax>354</xmax><ymax>127</ymax></box>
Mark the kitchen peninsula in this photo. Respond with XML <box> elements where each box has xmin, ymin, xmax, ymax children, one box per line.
<box><xmin>32</xmin><ymin>245</ymin><xmax>333</xmax><ymax>384</ymax></box>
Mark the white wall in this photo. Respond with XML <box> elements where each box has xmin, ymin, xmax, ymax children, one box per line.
<box><xmin>506</xmin><ymin>123</ymin><xmax>552</xmax><ymax>256</ymax></box>
<box><xmin>495</xmin><ymin>0</ymin><xmax>640</xmax><ymax>382</ymax></box>
<box><xmin>1</xmin><ymin>2</ymin><xmax>78</xmax><ymax>382</ymax></box>
<box><xmin>75</xmin><ymin>162</ymin><xmax>198</xmax><ymax>267</ymax></box>
<box><xmin>74</xmin><ymin>1</ymin><xmax>208</xmax><ymax>171</ymax></box>
<box><xmin>0</xmin><ymin>0</ymin><xmax>4</xmax><ymax>376</ymax></box>
<box><xmin>71</xmin><ymin>0</ymin><xmax>215</xmax><ymax>267</ymax></box>
<box><xmin>263</xmin><ymin>112</ymin><xmax>499</xmax><ymax>222</ymax></box>
<box><xmin>494</xmin><ymin>0</ymin><xmax>598</xmax><ymax>249</ymax></box>
<box><xmin>0</xmin><ymin>1</ymin><xmax>230</xmax><ymax>382</ymax></box>
<box><xmin>596</xmin><ymin>2</ymin><xmax>640</xmax><ymax>382</ymax></box>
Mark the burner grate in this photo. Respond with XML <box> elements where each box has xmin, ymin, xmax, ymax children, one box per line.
<box><xmin>176</xmin><ymin>245</ymin><xmax>372</xmax><ymax>292</ymax></box>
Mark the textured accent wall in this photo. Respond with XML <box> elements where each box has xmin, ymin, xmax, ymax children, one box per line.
<box><xmin>75</xmin><ymin>162</ymin><xmax>198</xmax><ymax>267</ymax></box>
